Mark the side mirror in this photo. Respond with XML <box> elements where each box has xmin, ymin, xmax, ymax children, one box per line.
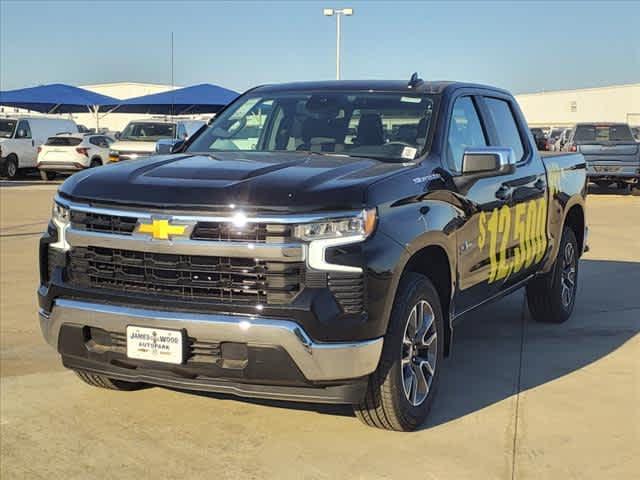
<box><xmin>17</xmin><ymin>129</ymin><xmax>26</xmax><ymax>138</ymax></box>
<box><xmin>462</xmin><ymin>147</ymin><xmax>515</xmax><ymax>177</ymax></box>
<box><xmin>155</xmin><ymin>138</ymin><xmax>184</xmax><ymax>154</ymax></box>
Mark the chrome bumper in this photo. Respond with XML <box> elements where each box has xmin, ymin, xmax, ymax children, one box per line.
<box><xmin>40</xmin><ymin>299</ymin><xmax>383</xmax><ymax>382</ymax></box>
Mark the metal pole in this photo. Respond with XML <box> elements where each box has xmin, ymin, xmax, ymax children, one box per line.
<box><xmin>170</xmin><ymin>32</ymin><xmax>175</xmax><ymax>118</ymax></box>
<box><xmin>336</xmin><ymin>13</ymin><xmax>341</xmax><ymax>80</ymax></box>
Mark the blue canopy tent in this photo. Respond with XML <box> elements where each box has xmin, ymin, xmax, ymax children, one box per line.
<box><xmin>0</xmin><ymin>83</ymin><xmax>120</xmax><ymax>129</ymax></box>
<box><xmin>114</xmin><ymin>83</ymin><xmax>239</xmax><ymax>115</ymax></box>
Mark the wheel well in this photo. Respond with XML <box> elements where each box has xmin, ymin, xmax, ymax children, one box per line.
<box><xmin>564</xmin><ymin>205</ymin><xmax>585</xmax><ymax>255</ymax></box>
<box><xmin>403</xmin><ymin>245</ymin><xmax>453</xmax><ymax>356</ymax></box>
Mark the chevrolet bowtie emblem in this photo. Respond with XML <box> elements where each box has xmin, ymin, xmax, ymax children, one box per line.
<box><xmin>136</xmin><ymin>218</ymin><xmax>189</xmax><ymax>240</ymax></box>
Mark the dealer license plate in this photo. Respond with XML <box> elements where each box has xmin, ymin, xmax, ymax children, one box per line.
<box><xmin>126</xmin><ymin>326</ymin><xmax>184</xmax><ymax>364</ymax></box>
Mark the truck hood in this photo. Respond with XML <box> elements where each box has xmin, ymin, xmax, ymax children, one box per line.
<box><xmin>109</xmin><ymin>140</ymin><xmax>157</xmax><ymax>153</ymax></box>
<box><xmin>59</xmin><ymin>151</ymin><xmax>410</xmax><ymax>210</ymax></box>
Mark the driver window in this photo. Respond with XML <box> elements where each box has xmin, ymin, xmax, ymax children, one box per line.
<box><xmin>447</xmin><ymin>97</ymin><xmax>486</xmax><ymax>172</ymax></box>
<box><xmin>16</xmin><ymin>120</ymin><xmax>32</xmax><ymax>139</ymax></box>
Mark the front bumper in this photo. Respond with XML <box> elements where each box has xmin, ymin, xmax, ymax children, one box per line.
<box><xmin>40</xmin><ymin>298</ymin><xmax>382</xmax><ymax>403</ymax></box>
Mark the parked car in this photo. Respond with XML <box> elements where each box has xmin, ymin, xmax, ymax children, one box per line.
<box><xmin>0</xmin><ymin>117</ymin><xmax>78</xmax><ymax>179</ymax></box>
<box><xmin>530</xmin><ymin>127</ymin><xmax>547</xmax><ymax>150</ymax></box>
<box><xmin>564</xmin><ymin>123</ymin><xmax>639</xmax><ymax>189</ymax></box>
<box><xmin>39</xmin><ymin>78</ymin><xmax>587</xmax><ymax>431</ymax></box>
<box><xmin>109</xmin><ymin>119</ymin><xmax>205</xmax><ymax>162</ymax></box>
<box><xmin>36</xmin><ymin>133</ymin><xmax>115</xmax><ymax>180</ymax></box>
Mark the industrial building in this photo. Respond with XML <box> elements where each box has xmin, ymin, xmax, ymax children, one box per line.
<box><xmin>515</xmin><ymin>83</ymin><xmax>640</xmax><ymax>127</ymax></box>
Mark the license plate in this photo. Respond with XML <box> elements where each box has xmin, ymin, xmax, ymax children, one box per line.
<box><xmin>126</xmin><ymin>326</ymin><xmax>184</xmax><ymax>364</ymax></box>
<box><xmin>595</xmin><ymin>166</ymin><xmax>619</xmax><ymax>173</ymax></box>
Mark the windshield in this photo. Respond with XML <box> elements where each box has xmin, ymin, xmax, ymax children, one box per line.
<box><xmin>119</xmin><ymin>122</ymin><xmax>176</xmax><ymax>142</ymax></box>
<box><xmin>187</xmin><ymin>91</ymin><xmax>435</xmax><ymax>161</ymax></box>
<box><xmin>574</xmin><ymin>124</ymin><xmax>634</xmax><ymax>142</ymax></box>
<box><xmin>0</xmin><ymin>119</ymin><xmax>17</xmax><ymax>138</ymax></box>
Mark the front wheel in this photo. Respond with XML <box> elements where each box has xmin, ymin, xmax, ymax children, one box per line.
<box><xmin>3</xmin><ymin>155</ymin><xmax>19</xmax><ymax>179</ymax></box>
<box><xmin>526</xmin><ymin>227</ymin><xmax>579</xmax><ymax>323</ymax></box>
<box><xmin>353</xmin><ymin>273</ymin><xmax>444</xmax><ymax>431</ymax></box>
<box><xmin>89</xmin><ymin>158</ymin><xmax>102</xmax><ymax>168</ymax></box>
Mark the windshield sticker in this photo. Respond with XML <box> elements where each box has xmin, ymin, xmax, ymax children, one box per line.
<box><xmin>401</xmin><ymin>146</ymin><xmax>418</xmax><ymax>160</ymax></box>
<box><xmin>400</xmin><ymin>96</ymin><xmax>422</xmax><ymax>103</ymax></box>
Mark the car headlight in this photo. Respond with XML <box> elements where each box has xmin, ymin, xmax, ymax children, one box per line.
<box><xmin>52</xmin><ymin>201</ymin><xmax>70</xmax><ymax>225</ymax></box>
<box><xmin>299</xmin><ymin>209</ymin><xmax>377</xmax><ymax>273</ymax></box>
<box><xmin>50</xmin><ymin>200</ymin><xmax>71</xmax><ymax>251</ymax></box>
<box><xmin>294</xmin><ymin>208</ymin><xmax>377</xmax><ymax>241</ymax></box>
<box><xmin>109</xmin><ymin>150</ymin><xmax>120</xmax><ymax>162</ymax></box>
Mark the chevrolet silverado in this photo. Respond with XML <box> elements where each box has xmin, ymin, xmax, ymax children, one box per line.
<box><xmin>39</xmin><ymin>77</ymin><xmax>587</xmax><ymax>430</ymax></box>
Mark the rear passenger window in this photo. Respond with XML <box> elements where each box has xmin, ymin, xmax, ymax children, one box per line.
<box><xmin>484</xmin><ymin>98</ymin><xmax>525</xmax><ymax>162</ymax></box>
<box><xmin>89</xmin><ymin>137</ymin><xmax>101</xmax><ymax>147</ymax></box>
<box><xmin>447</xmin><ymin>97</ymin><xmax>487</xmax><ymax>172</ymax></box>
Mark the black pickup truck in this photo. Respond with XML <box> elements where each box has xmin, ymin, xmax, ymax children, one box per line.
<box><xmin>39</xmin><ymin>77</ymin><xmax>587</xmax><ymax>431</ymax></box>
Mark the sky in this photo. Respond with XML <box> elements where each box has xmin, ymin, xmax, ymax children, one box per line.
<box><xmin>1</xmin><ymin>0</ymin><xmax>639</xmax><ymax>95</ymax></box>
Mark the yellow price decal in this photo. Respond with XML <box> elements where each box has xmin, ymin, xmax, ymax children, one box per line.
<box><xmin>478</xmin><ymin>197</ymin><xmax>548</xmax><ymax>283</ymax></box>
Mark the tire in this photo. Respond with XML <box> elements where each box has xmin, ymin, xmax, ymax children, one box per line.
<box><xmin>89</xmin><ymin>158</ymin><xmax>102</xmax><ymax>168</ymax></box>
<box><xmin>353</xmin><ymin>273</ymin><xmax>444</xmax><ymax>431</ymax></box>
<box><xmin>3</xmin><ymin>155</ymin><xmax>19</xmax><ymax>179</ymax></box>
<box><xmin>526</xmin><ymin>227</ymin><xmax>579</xmax><ymax>323</ymax></box>
<box><xmin>74</xmin><ymin>370</ymin><xmax>145</xmax><ymax>391</ymax></box>
<box><xmin>40</xmin><ymin>170</ymin><xmax>56</xmax><ymax>181</ymax></box>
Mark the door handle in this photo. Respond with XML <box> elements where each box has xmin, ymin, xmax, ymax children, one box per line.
<box><xmin>534</xmin><ymin>179</ymin><xmax>546</xmax><ymax>191</ymax></box>
<box><xmin>495</xmin><ymin>185</ymin><xmax>513</xmax><ymax>201</ymax></box>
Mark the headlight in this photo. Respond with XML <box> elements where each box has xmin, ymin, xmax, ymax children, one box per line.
<box><xmin>50</xmin><ymin>200</ymin><xmax>71</xmax><ymax>251</ymax></box>
<box><xmin>300</xmin><ymin>209</ymin><xmax>377</xmax><ymax>273</ymax></box>
<box><xmin>109</xmin><ymin>150</ymin><xmax>120</xmax><ymax>162</ymax></box>
<box><xmin>52</xmin><ymin>201</ymin><xmax>70</xmax><ymax>225</ymax></box>
<box><xmin>294</xmin><ymin>208</ymin><xmax>377</xmax><ymax>241</ymax></box>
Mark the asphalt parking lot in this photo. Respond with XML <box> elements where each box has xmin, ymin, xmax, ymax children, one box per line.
<box><xmin>1</xmin><ymin>184</ymin><xmax>638</xmax><ymax>479</ymax></box>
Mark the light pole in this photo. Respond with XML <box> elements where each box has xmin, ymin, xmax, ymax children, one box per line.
<box><xmin>323</xmin><ymin>8</ymin><xmax>353</xmax><ymax>80</ymax></box>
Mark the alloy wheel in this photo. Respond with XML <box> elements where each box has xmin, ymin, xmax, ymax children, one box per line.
<box><xmin>560</xmin><ymin>242</ymin><xmax>576</xmax><ymax>308</ymax></box>
<box><xmin>401</xmin><ymin>300</ymin><xmax>438</xmax><ymax>406</ymax></box>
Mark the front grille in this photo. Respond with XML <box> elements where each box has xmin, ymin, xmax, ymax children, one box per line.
<box><xmin>191</xmin><ymin>222</ymin><xmax>293</xmax><ymax>243</ymax></box>
<box><xmin>71</xmin><ymin>211</ymin><xmax>138</xmax><ymax>235</ymax></box>
<box><xmin>68</xmin><ymin>246</ymin><xmax>303</xmax><ymax>305</ymax></box>
<box><xmin>70</xmin><ymin>210</ymin><xmax>294</xmax><ymax>243</ymax></box>
<box><xmin>328</xmin><ymin>273</ymin><xmax>365</xmax><ymax>313</ymax></box>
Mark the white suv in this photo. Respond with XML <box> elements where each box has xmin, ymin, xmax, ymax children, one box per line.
<box><xmin>37</xmin><ymin>134</ymin><xmax>114</xmax><ymax>180</ymax></box>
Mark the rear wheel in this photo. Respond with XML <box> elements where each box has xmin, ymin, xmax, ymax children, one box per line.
<box><xmin>526</xmin><ymin>227</ymin><xmax>579</xmax><ymax>323</ymax></box>
<box><xmin>3</xmin><ymin>155</ymin><xmax>19</xmax><ymax>179</ymax></box>
<box><xmin>89</xmin><ymin>158</ymin><xmax>102</xmax><ymax>168</ymax></box>
<box><xmin>353</xmin><ymin>273</ymin><xmax>444</xmax><ymax>431</ymax></box>
<box><xmin>74</xmin><ymin>370</ymin><xmax>145</xmax><ymax>391</ymax></box>
<box><xmin>40</xmin><ymin>170</ymin><xmax>56</xmax><ymax>181</ymax></box>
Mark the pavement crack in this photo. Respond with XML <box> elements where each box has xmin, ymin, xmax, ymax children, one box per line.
<box><xmin>511</xmin><ymin>294</ymin><xmax>528</xmax><ymax>480</ymax></box>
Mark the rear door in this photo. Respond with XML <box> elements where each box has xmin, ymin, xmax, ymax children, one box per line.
<box><xmin>480</xmin><ymin>95</ymin><xmax>549</xmax><ymax>287</ymax></box>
